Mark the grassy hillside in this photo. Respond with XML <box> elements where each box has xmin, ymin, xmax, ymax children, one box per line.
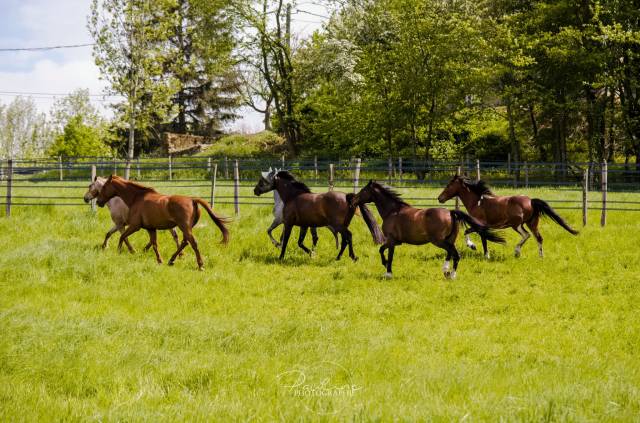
<box><xmin>1</xmin><ymin>183</ymin><xmax>639</xmax><ymax>420</ymax></box>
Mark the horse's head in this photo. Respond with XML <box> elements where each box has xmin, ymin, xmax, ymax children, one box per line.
<box><xmin>438</xmin><ymin>175</ymin><xmax>463</xmax><ymax>203</ymax></box>
<box><xmin>83</xmin><ymin>176</ymin><xmax>107</xmax><ymax>204</ymax></box>
<box><xmin>351</xmin><ymin>180</ymin><xmax>376</xmax><ymax>207</ymax></box>
<box><xmin>254</xmin><ymin>167</ymin><xmax>277</xmax><ymax>196</ymax></box>
<box><xmin>96</xmin><ymin>175</ymin><xmax>119</xmax><ymax>207</ymax></box>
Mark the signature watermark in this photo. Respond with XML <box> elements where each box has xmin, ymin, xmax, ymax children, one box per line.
<box><xmin>276</xmin><ymin>361</ymin><xmax>363</xmax><ymax>415</ymax></box>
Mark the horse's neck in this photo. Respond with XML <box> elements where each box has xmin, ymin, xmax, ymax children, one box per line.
<box><xmin>458</xmin><ymin>189</ymin><xmax>482</xmax><ymax>212</ymax></box>
<box><xmin>275</xmin><ymin>180</ymin><xmax>304</xmax><ymax>203</ymax></box>
<box><xmin>112</xmin><ymin>182</ymin><xmax>144</xmax><ymax>207</ymax></box>
<box><xmin>372</xmin><ymin>194</ymin><xmax>402</xmax><ymax>219</ymax></box>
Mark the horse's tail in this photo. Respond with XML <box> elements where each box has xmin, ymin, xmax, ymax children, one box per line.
<box><xmin>346</xmin><ymin>193</ymin><xmax>385</xmax><ymax>244</ymax></box>
<box><xmin>531</xmin><ymin>198</ymin><xmax>579</xmax><ymax>235</ymax></box>
<box><xmin>193</xmin><ymin>198</ymin><xmax>230</xmax><ymax>244</ymax></box>
<box><xmin>450</xmin><ymin>210</ymin><xmax>505</xmax><ymax>244</ymax></box>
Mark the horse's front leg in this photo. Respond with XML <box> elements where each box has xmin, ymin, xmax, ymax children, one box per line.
<box><xmin>147</xmin><ymin>229</ymin><xmax>163</xmax><ymax>264</ymax></box>
<box><xmin>118</xmin><ymin>224</ymin><xmax>140</xmax><ymax>253</ymax></box>
<box><xmin>384</xmin><ymin>245</ymin><xmax>395</xmax><ymax>279</ymax></box>
<box><xmin>310</xmin><ymin>227</ymin><xmax>319</xmax><ymax>250</ymax></box>
<box><xmin>267</xmin><ymin>219</ymin><xmax>281</xmax><ymax>248</ymax></box>
<box><xmin>279</xmin><ymin>224</ymin><xmax>293</xmax><ymax>261</ymax></box>
<box><xmin>102</xmin><ymin>225</ymin><xmax>119</xmax><ymax>249</ymax></box>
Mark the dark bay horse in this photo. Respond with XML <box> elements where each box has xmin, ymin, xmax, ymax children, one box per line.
<box><xmin>253</xmin><ymin>170</ymin><xmax>384</xmax><ymax>261</ymax></box>
<box><xmin>352</xmin><ymin>181</ymin><xmax>505</xmax><ymax>279</ymax></box>
<box><xmin>437</xmin><ymin>175</ymin><xmax>578</xmax><ymax>258</ymax></box>
<box><xmin>96</xmin><ymin>175</ymin><xmax>229</xmax><ymax>269</ymax></box>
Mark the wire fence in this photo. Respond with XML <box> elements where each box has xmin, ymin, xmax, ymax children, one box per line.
<box><xmin>1</xmin><ymin>156</ymin><xmax>639</xmax><ymax>225</ymax></box>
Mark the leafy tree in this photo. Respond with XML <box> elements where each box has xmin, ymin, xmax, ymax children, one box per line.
<box><xmin>47</xmin><ymin>116</ymin><xmax>111</xmax><ymax>158</ymax></box>
<box><xmin>0</xmin><ymin>97</ymin><xmax>52</xmax><ymax>158</ymax></box>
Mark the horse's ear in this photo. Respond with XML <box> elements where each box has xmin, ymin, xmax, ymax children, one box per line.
<box><xmin>107</xmin><ymin>174</ymin><xmax>114</xmax><ymax>182</ymax></box>
<box><xmin>367</xmin><ymin>179</ymin><xmax>373</xmax><ymax>186</ymax></box>
<box><xmin>94</xmin><ymin>175</ymin><xmax>98</xmax><ymax>182</ymax></box>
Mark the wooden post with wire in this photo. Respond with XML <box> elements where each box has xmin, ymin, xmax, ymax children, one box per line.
<box><xmin>136</xmin><ymin>157</ymin><xmax>141</xmax><ymax>179</ymax></box>
<box><xmin>314</xmin><ymin>156</ymin><xmax>318</xmax><ymax>181</ymax></box>
<box><xmin>353</xmin><ymin>158</ymin><xmax>361</xmax><ymax>193</ymax></box>
<box><xmin>582</xmin><ymin>167</ymin><xmax>588</xmax><ymax>226</ymax></box>
<box><xmin>388</xmin><ymin>157</ymin><xmax>393</xmax><ymax>183</ymax></box>
<box><xmin>476</xmin><ymin>159</ymin><xmax>481</xmax><ymax>181</ymax></box>
<box><xmin>58</xmin><ymin>156</ymin><xmax>63</xmax><ymax>181</ymax></box>
<box><xmin>168</xmin><ymin>154</ymin><xmax>173</xmax><ymax>181</ymax></box>
<box><xmin>329</xmin><ymin>163</ymin><xmax>334</xmax><ymax>191</ymax></box>
<box><xmin>91</xmin><ymin>165</ymin><xmax>97</xmax><ymax>212</ymax></box>
<box><xmin>455</xmin><ymin>165</ymin><xmax>461</xmax><ymax>210</ymax></box>
<box><xmin>524</xmin><ymin>162</ymin><xmax>529</xmax><ymax>188</ymax></box>
<box><xmin>398</xmin><ymin>157</ymin><xmax>403</xmax><ymax>182</ymax></box>
<box><xmin>5</xmin><ymin>159</ymin><xmax>13</xmax><ymax>217</ymax></box>
<box><xmin>601</xmin><ymin>161</ymin><xmax>607</xmax><ymax>227</ymax></box>
<box><xmin>233</xmin><ymin>160</ymin><xmax>240</xmax><ymax>216</ymax></box>
<box><xmin>210</xmin><ymin>163</ymin><xmax>217</xmax><ymax>207</ymax></box>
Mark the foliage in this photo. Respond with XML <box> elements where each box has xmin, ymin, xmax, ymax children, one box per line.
<box><xmin>0</xmin><ymin>97</ymin><xmax>52</xmax><ymax>158</ymax></box>
<box><xmin>46</xmin><ymin>116</ymin><xmax>111</xmax><ymax>158</ymax></box>
<box><xmin>196</xmin><ymin>130</ymin><xmax>286</xmax><ymax>157</ymax></box>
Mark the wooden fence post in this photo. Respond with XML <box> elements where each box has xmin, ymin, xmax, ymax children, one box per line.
<box><xmin>398</xmin><ymin>157</ymin><xmax>403</xmax><ymax>182</ymax></box>
<box><xmin>207</xmin><ymin>157</ymin><xmax>212</xmax><ymax>174</ymax></box>
<box><xmin>224</xmin><ymin>156</ymin><xmax>229</xmax><ymax>179</ymax></box>
<box><xmin>234</xmin><ymin>160</ymin><xmax>240</xmax><ymax>216</ymax></box>
<box><xmin>455</xmin><ymin>165</ymin><xmax>461</xmax><ymax>211</ymax></box>
<box><xmin>168</xmin><ymin>154</ymin><xmax>173</xmax><ymax>181</ymax></box>
<box><xmin>476</xmin><ymin>159</ymin><xmax>481</xmax><ymax>181</ymax></box>
<box><xmin>388</xmin><ymin>157</ymin><xmax>393</xmax><ymax>183</ymax></box>
<box><xmin>507</xmin><ymin>153</ymin><xmax>511</xmax><ymax>175</ymax></box>
<box><xmin>353</xmin><ymin>158</ymin><xmax>361</xmax><ymax>193</ymax></box>
<box><xmin>5</xmin><ymin>159</ymin><xmax>12</xmax><ymax>217</ymax></box>
<box><xmin>329</xmin><ymin>163</ymin><xmax>334</xmax><ymax>191</ymax></box>
<box><xmin>582</xmin><ymin>167</ymin><xmax>588</xmax><ymax>226</ymax></box>
<box><xmin>314</xmin><ymin>156</ymin><xmax>318</xmax><ymax>181</ymax></box>
<box><xmin>91</xmin><ymin>165</ymin><xmax>97</xmax><ymax>212</ymax></box>
<box><xmin>113</xmin><ymin>158</ymin><xmax>117</xmax><ymax>175</ymax></box>
<box><xmin>601</xmin><ymin>161</ymin><xmax>607</xmax><ymax>227</ymax></box>
<box><xmin>58</xmin><ymin>156</ymin><xmax>63</xmax><ymax>181</ymax></box>
<box><xmin>136</xmin><ymin>157</ymin><xmax>141</xmax><ymax>179</ymax></box>
<box><xmin>0</xmin><ymin>158</ymin><xmax>4</xmax><ymax>181</ymax></box>
<box><xmin>524</xmin><ymin>162</ymin><xmax>529</xmax><ymax>188</ymax></box>
<box><xmin>281</xmin><ymin>154</ymin><xmax>285</xmax><ymax>169</ymax></box>
<box><xmin>210</xmin><ymin>163</ymin><xmax>217</xmax><ymax>207</ymax></box>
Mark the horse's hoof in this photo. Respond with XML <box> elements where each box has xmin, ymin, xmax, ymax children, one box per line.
<box><xmin>383</xmin><ymin>272</ymin><xmax>393</xmax><ymax>279</ymax></box>
<box><xmin>484</xmin><ymin>253</ymin><xmax>490</xmax><ymax>259</ymax></box>
<box><xmin>351</xmin><ymin>256</ymin><xmax>359</xmax><ymax>262</ymax></box>
<box><xmin>168</xmin><ymin>261</ymin><xmax>175</xmax><ymax>266</ymax></box>
<box><xmin>448</xmin><ymin>271</ymin><xmax>457</xmax><ymax>280</ymax></box>
<box><xmin>514</xmin><ymin>250</ymin><xmax>521</xmax><ymax>258</ymax></box>
<box><xmin>198</xmin><ymin>267</ymin><xmax>204</xmax><ymax>271</ymax></box>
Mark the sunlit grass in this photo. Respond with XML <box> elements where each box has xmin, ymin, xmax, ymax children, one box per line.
<box><xmin>0</xmin><ymin>181</ymin><xmax>639</xmax><ymax>420</ymax></box>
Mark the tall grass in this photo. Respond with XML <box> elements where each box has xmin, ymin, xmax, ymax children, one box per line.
<box><xmin>1</xmin><ymin>183</ymin><xmax>639</xmax><ymax>420</ymax></box>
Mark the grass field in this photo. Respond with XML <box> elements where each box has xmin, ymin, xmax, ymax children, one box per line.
<box><xmin>1</xmin><ymin>182</ymin><xmax>639</xmax><ymax>421</ymax></box>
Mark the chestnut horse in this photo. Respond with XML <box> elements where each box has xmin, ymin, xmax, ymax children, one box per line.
<box><xmin>437</xmin><ymin>175</ymin><xmax>578</xmax><ymax>258</ymax></box>
<box><xmin>83</xmin><ymin>176</ymin><xmax>180</xmax><ymax>253</ymax></box>
<box><xmin>96</xmin><ymin>175</ymin><xmax>229</xmax><ymax>269</ymax></box>
<box><xmin>254</xmin><ymin>170</ymin><xmax>384</xmax><ymax>261</ymax></box>
<box><xmin>352</xmin><ymin>181</ymin><xmax>505</xmax><ymax>279</ymax></box>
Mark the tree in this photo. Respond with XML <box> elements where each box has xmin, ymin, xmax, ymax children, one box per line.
<box><xmin>47</xmin><ymin>116</ymin><xmax>111</xmax><ymax>158</ymax></box>
<box><xmin>89</xmin><ymin>0</ymin><xmax>178</xmax><ymax>177</ymax></box>
<box><xmin>0</xmin><ymin>97</ymin><xmax>52</xmax><ymax>158</ymax></box>
<box><xmin>50</xmin><ymin>88</ymin><xmax>102</xmax><ymax>132</ymax></box>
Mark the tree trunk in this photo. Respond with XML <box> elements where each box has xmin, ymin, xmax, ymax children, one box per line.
<box><xmin>506</xmin><ymin>96</ymin><xmax>520</xmax><ymax>180</ymax></box>
<box><xmin>125</xmin><ymin>96</ymin><xmax>135</xmax><ymax>180</ymax></box>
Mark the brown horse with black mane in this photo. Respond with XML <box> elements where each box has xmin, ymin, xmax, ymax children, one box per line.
<box><xmin>254</xmin><ymin>170</ymin><xmax>384</xmax><ymax>261</ymax></box>
<box><xmin>96</xmin><ymin>175</ymin><xmax>229</xmax><ymax>269</ymax></box>
<box><xmin>438</xmin><ymin>175</ymin><xmax>578</xmax><ymax>258</ymax></box>
<box><xmin>352</xmin><ymin>181</ymin><xmax>505</xmax><ymax>279</ymax></box>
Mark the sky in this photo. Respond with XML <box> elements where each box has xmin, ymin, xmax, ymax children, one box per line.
<box><xmin>0</xmin><ymin>0</ymin><xmax>330</xmax><ymax>133</ymax></box>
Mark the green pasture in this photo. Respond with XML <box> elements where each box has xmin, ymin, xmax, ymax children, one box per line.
<box><xmin>1</xmin><ymin>181</ymin><xmax>639</xmax><ymax>421</ymax></box>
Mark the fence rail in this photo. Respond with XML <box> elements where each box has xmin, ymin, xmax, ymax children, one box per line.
<box><xmin>2</xmin><ymin>156</ymin><xmax>640</xmax><ymax>225</ymax></box>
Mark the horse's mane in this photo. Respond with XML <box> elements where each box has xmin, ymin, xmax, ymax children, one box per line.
<box><xmin>276</xmin><ymin>170</ymin><xmax>311</xmax><ymax>193</ymax></box>
<box><xmin>460</xmin><ymin>177</ymin><xmax>493</xmax><ymax>196</ymax></box>
<box><xmin>371</xmin><ymin>182</ymin><xmax>409</xmax><ymax>206</ymax></box>
<box><xmin>112</xmin><ymin>176</ymin><xmax>157</xmax><ymax>192</ymax></box>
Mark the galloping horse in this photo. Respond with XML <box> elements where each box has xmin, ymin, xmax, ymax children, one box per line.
<box><xmin>352</xmin><ymin>181</ymin><xmax>505</xmax><ymax>279</ymax></box>
<box><xmin>83</xmin><ymin>176</ymin><xmax>181</xmax><ymax>253</ymax></box>
<box><xmin>254</xmin><ymin>170</ymin><xmax>384</xmax><ymax>261</ymax></box>
<box><xmin>263</xmin><ymin>168</ymin><xmax>337</xmax><ymax>250</ymax></box>
<box><xmin>438</xmin><ymin>175</ymin><xmax>578</xmax><ymax>258</ymax></box>
<box><xmin>96</xmin><ymin>175</ymin><xmax>229</xmax><ymax>269</ymax></box>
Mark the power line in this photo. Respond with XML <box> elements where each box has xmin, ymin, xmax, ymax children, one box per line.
<box><xmin>0</xmin><ymin>90</ymin><xmax>120</xmax><ymax>97</ymax></box>
<box><xmin>294</xmin><ymin>9</ymin><xmax>330</xmax><ymax>19</ymax></box>
<box><xmin>0</xmin><ymin>43</ymin><xmax>95</xmax><ymax>52</ymax></box>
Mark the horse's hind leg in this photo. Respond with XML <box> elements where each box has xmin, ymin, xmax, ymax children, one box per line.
<box><xmin>513</xmin><ymin>225</ymin><xmax>531</xmax><ymax>258</ymax></box>
<box><xmin>526</xmin><ymin>218</ymin><xmax>543</xmax><ymax>257</ymax></box>
<box><xmin>464</xmin><ymin>233</ymin><xmax>477</xmax><ymax>251</ymax></box>
<box><xmin>297</xmin><ymin>226</ymin><xmax>312</xmax><ymax>256</ymax></box>
<box><xmin>345</xmin><ymin>229</ymin><xmax>358</xmax><ymax>262</ymax></box>
<box><xmin>147</xmin><ymin>229</ymin><xmax>163</xmax><ymax>264</ymax></box>
<box><xmin>310</xmin><ymin>227</ymin><xmax>319</xmax><ymax>250</ymax></box>
<box><xmin>184</xmin><ymin>230</ymin><xmax>204</xmax><ymax>270</ymax></box>
<box><xmin>336</xmin><ymin>230</ymin><xmax>348</xmax><ymax>261</ymax></box>
<box><xmin>384</xmin><ymin>245</ymin><xmax>395</xmax><ymax>278</ymax></box>
<box><xmin>379</xmin><ymin>245</ymin><xmax>388</xmax><ymax>267</ymax></box>
<box><xmin>438</xmin><ymin>241</ymin><xmax>459</xmax><ymax>279</ymax></box>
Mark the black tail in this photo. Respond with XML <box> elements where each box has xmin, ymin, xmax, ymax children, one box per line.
<box><xmin>450</xmin><ymin>210</ymin><xmax>505</xmax><ymax>244</ymax></box>
<box><xmin>346</xmin><ymin>193</ymin><xmax>385</xmax><ymax>244</ymax></box>
<box><xmin>531</xmin><ymin>198</ymin><xmax>579</xmax><ymax>235</ymax></box>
